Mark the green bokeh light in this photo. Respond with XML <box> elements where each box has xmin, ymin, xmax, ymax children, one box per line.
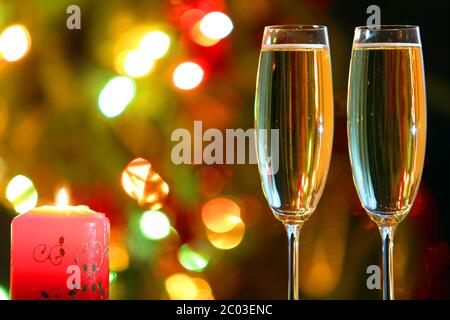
<box><xmin>98</xmin><ymin>76</ymin><xmax>136</xmax><ymax>118</ymax></box>
<box><xmin>109</xmin><ymin>271</ymin><xmax>118</xmax><ymax>283</ymax></box>
<box><xmin>0</xmin><ymin>285</ymin><xmax>9</xmax><ymax>300</ymax></box>
<box><xmin>178</xmin><ymin>244</ymin><xmax>210</xmax><ymax>272</ymax></box>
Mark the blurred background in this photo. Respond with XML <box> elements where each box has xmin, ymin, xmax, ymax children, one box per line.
<box><xmin>0</xmin><ymin>0</ymin><xmax>449</xmax><ymax>300</ymax></box>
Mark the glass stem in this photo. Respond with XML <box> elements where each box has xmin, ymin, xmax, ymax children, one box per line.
<box><xmin>379</xmin><ymin>225</ymin><xmax>396</xmax><ymax>300</ymax></box>
<box><xmin>285</xmin><ymin>223</ymin><xmax>302</xmax><ymax>300</ymax></box>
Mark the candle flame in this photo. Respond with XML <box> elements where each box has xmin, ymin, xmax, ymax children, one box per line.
<box><xmin>55</xmin><ymin>187</ymin><xmax>70</xmax><ymax>206</ymax></box>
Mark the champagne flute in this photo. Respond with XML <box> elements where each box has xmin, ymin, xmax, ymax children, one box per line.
<box><xmin>347</xmin><ymin>26</ymin><xmax>426</xmax><ymax>300</ymax></box>
<box><xmin>254</xmin><ymin>25</ymin><xmax>334</xmax><ymax>300</ymax></box>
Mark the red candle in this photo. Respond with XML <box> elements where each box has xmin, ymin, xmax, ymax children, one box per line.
<box><xmin>10</xmin><ymin>188</ymin><xmax>110</xmax><ymax>300</ymax></box>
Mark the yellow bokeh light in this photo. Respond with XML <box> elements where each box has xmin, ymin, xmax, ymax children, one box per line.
<box><xmin>98</xmin><ymin>76</ymin><xmax>136</xmax><ymax>118</ymax></box>
<box><xmin>172</xmin><ymin>62</ymin><xmax>204</xmax><ymax>90</ymax></box>
<box><xmin>6</xmin><ymin>175</ymin><xmax>38</xmax><ymax>214</ymax></box>
<box><xmin>165</xmin><ymin>273</ymin><xmax>198</xmax><ymax>300</ymax></box>
<box><xmin>140</xmin><ymin>31</ymin><xmax>170</xmax><ymax>59</ymax></box>
<box><xmin>123</xmin><ymin>49</ymin><xmax>155</xmax><ymax>78</ymax></box>
<box><xmin>121</xmin><ymin>158</ymin><xmax>169</xmax><ymax>210</ymax></box>
<box><xmin>192</xmin><ymin>278</ymin><xmax>213</xmax><ymax>300</ymax></box>
<box><xmin>206</xmin><ymin>218</ymin><xmax>245</xmax><ymax>250</ymax></box>
<box><xmin>110</xmin><ymin>243</ymin><xmax>130</xmax><ymax>272</ymax></box>
<box><xmin>191</xmin><ymin>22</ymin><xmax>220</xmax><ymax>47</ymax></box>
<box><xmin>199</xmin><ymin>12</ymin><xmax>233</xmax><ymax>40</ymax></box>
<box><xmin>302</xmin><ymin>245</ymin><xmax>338</xmax><ymax>297</ymax></box>
<box><xmin>165</xmin><ymin>274</ymin><xmax>213</xmax><ymax>300</ymax></box>
<box><xmin>115</xmin><ymin>29</ymin><xmax>169</xmax><ymax>76</ymax></box>
<box><xmin>0</xmin><ymin>24</ymin><xmax>31</xmax><ymax>62</ymax></box>
<box><xmin>202</xmin><ymin>197</ymin><xmax>241</xmax><ymax>233</ymax></box>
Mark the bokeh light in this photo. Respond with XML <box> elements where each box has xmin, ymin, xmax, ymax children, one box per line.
<box><xmin>178</xmin><ymin>243</ymin><xmax>210</xmax><ymax>271</ymax></box>
<box><xmin>199</xmin><ymin>12</ymin><xmax>233</xmax><ymax>40</ymax></box>
<box><xmin>202</xmin><ymin>197</ymin><xmax>241</xmax><ymax>233</ymax></box>
<box><xmin>179</xmin><ymin>8</ymin><xmax>204</xmax><ymax>31</ymax></box>
<box><xmin>164</xmin><ymin>273</ymin><xmax>213</xmax><ymax>300</ymax></box>
<box><xmin>165</xmin><ymin>273</ymin><xmax>198</xmax><ymax>300</ymax></box>
<box><xmin>121</xmin><ymin>158</ymin><xmax>169</xmax><ymax>210</ymax></box>
<box><xmin>110</xmin><ymin>243</ymin><xmax>130</xmax><ymax>272</ymax></box>
<box><xmin>109</xmin><ymin>271</ymin><xmax>118</xmax><ymax>283</ymax></box>
<box><xmin>140</xmin><ymin>210</ymin><xmax>171</xmax><ymax>240</ymax></box>
<box><xmin>123</xmin><ymin>49</ymin><xmax>155</xmax><ymax>78</ymax></box>
<box><xmin>302</xmin><ymin>245</ymin><xmax>338</xmax><ymax>297</ymax></box>
<box><xmin>192</xmin><ymin>277</ymin><xmax>213</xmax><ymax>299</ymax></box>
<box><xmin>6</xmin><ymin>174</ymin><xmax>38</xmax><ymax>214</ymax></box>
<box><xmin>140</xmin><ymin>31</ymin><xmax>170</xmax><ymax>59</ymax></box>
<box><xmin>165</xmin><ymin>273</ymin><xmax>214</xmax><ymax>300</ymax></box>
<box><xmin>0</xmin><ymin>285</ymin><xmax>9</xmax><ymax>300</ymax></box>
<box><xmin>0</xmin><ymin>24</ymin><xmax>31</xmax><ymax>62</ymax></box>
<box><xmin>191</xmin><ymin>22</ymin><xmax>220</xmax><ymax>47</ymax></box>
<box><xmin>206</xmin><ymin>218</ymin><xmax>245</xmax><ymax>250</ymax></box>
<box><xmin>98</xmin><ymin>76</ymin><xmax>136</xmax><ymax>118</ymax></box>
<box><xmin>172</xmin><ymin>62</ymin><xmax>204</xmax><ymax>90</ymax></box>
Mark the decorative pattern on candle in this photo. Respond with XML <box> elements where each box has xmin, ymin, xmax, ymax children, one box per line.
<box><xmin>33</xmin><ymin>236</ymin><xmax>65</xmax><ymax>265</ymax></box>
<box><xmin>10</xmin><ymin>204</ymin><xmax>110</xmax><ymax>300</ymax></box>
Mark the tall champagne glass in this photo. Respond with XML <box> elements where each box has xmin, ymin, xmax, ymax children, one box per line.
<box><xmin>347</xmin><ymin>26</ymin><xmax>426</xmax><ymax>300</ymax></box>
<box><xmin>254</xmin><ymin>25</ymin><xmax>334</xmax><ymax>300</ymax></box>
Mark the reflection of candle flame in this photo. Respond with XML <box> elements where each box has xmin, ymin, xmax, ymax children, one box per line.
<box><xmin>55</xmin><ymin>188</ymin><xmax>70</xmax><ymax>206</ymax></box>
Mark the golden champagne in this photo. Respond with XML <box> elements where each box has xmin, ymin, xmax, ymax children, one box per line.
<box><xmin>255</xmin><ymin>44</ymin><xmax>334</xmax><ymax>223</ymax></box>
<box><xmin>347</xmin><ymin>43</ymin><xmax>426</xmax><ymax>224</ymax></box>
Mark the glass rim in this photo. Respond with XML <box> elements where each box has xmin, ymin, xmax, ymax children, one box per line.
<box><xmin>264</xmin><ymin>24</ymin><xmax>327</xmax><ymax>31</ymax></box>
<box><xmin>355</xmin><ymin>25</ymin><xmax>419</xmax><ymax>31</ymax></box>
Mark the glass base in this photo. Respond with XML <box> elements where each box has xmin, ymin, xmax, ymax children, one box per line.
<box><xmin>271</xmin><ymin>208</ymin><xmax>312</xmax><ymax>225</ymax></box>
<box><xmin>365</xmin><ymin>209</ymin><xmax>408</xmax><ymax>227</ymax></box>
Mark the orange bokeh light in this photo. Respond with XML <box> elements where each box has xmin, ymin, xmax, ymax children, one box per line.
<box><xmin>201</xmin><ymin>197</ymin><xmax>241</xmax><ymax>233</ymax></box>
<box><xmin>206</xmin><ymin>219</ymin><xmax>245</xmax><ymax>250</ymax></box>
